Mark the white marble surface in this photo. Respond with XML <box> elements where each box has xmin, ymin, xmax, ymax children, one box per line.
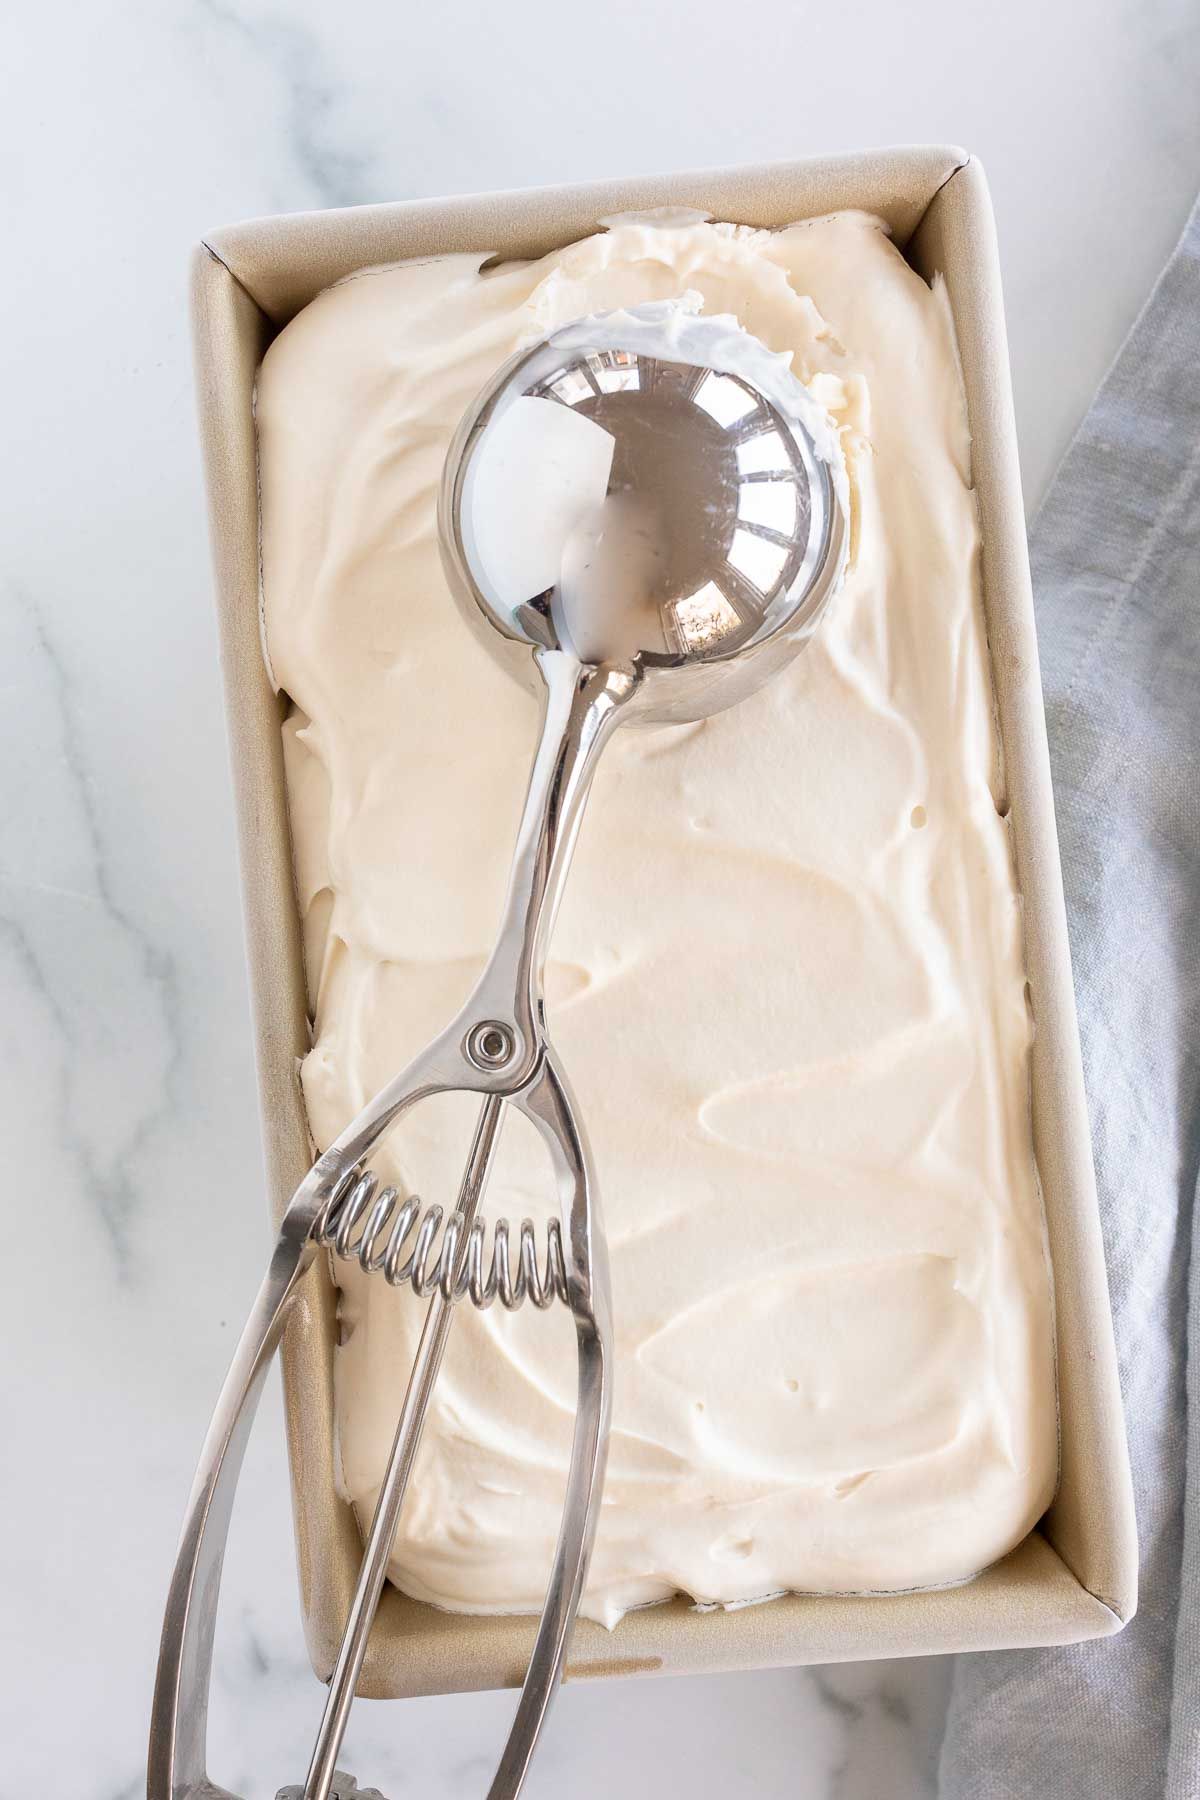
<box><xmin>2</xmin><ymin>1</ymin><xmax>1197</xmax><ymax>1795</ymax></box>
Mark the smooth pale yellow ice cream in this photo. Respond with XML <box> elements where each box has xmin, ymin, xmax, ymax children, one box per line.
<box><xmin>256</xmin><ymin>212</ymin><xmax>1058</xmax><ymax>1628</ymax></box>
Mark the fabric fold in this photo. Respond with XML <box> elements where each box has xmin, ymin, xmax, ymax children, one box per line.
<box><xmin>939</xmin><ymin>194</ymin><xmax>1200</xmax><ymax>1800</ymax></box>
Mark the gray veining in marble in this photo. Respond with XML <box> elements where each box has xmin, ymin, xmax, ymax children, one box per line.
<box><xmin>2</xmin><ymin>591</ymin><xmax>184</xmax><ymax>1270</ymax></box>
<box><xmin>192</xmin><ymin>0</ymin><xmax>379</xmax><ymax>209</ymax></box>
<box><xmin>2</xmin><ymin>0</ymin><xmax>1198</xmax><ymax>1794</ymax></box>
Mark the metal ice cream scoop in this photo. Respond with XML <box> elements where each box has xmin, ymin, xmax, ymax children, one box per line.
<box><xmin>149</xmin><ymin>299</ymin><xmax>848</xmax><ymax>1800</ymax></box>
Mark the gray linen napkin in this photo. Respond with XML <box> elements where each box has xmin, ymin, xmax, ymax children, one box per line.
<box><xmin>938</xmin><ymin>197</ymin><xmax>1200</xmax><ymax>1798</ymax></box>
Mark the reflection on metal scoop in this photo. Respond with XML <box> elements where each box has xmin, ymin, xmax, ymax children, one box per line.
<box><xmin>446</xmin><ymin>300</ymin><xmax>847</xmax><ymax>720</ymax></box>
<box><xmin>148</xmin><ymin>301</ymin><xmax>848</xmax><ymax>1800</ymax></box>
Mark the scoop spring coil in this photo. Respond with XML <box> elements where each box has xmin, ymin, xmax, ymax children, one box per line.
<box><xmin>311</xmin><ymin>1162</ymin><xmax>568</xmax><ymax>1311</ymax></box>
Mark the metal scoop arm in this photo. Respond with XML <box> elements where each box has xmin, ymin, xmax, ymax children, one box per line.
<box><xmin>146</xmin><ymin>1038</ymin><xmax>610</xmax><ymax>1800</ymax></box>
<box><xmin>149</xmin><ymin>650</ymin><xmax>624</xmax><ymax>1800</ymax></box>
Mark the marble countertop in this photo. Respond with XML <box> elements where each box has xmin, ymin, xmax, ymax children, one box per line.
<box><xmin>3</xmin><ymin>0</ymin><xmax>1196</xmax><ymax>1795</ymax></box>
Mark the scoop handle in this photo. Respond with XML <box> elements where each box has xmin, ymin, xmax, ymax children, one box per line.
<box><xmin>147</xmin><ymin>1207</ymin><xmax>317</xmax><ymax>1800</ymax></box>
<box><xmin>149</xmin><ymin>649</ymin><xmax>624</xmax><ymax>1800</ymax></box>
<box><xmin>460</xmin><ymin>648</ymin><xmax>638</xmax><ymax>1090</ymax></box>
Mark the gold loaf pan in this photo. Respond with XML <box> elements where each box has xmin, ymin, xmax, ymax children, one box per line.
<box><xmin>190</xmin><ymin>147</ymin><xmax>1136</xmax><ymax>1699</ymax></box>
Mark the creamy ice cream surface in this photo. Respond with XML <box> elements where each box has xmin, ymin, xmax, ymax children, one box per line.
<box><xmin>256</xmin><ymin>212</ymin><xmax>1058</xmax><ymax>1628</ymax></box>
